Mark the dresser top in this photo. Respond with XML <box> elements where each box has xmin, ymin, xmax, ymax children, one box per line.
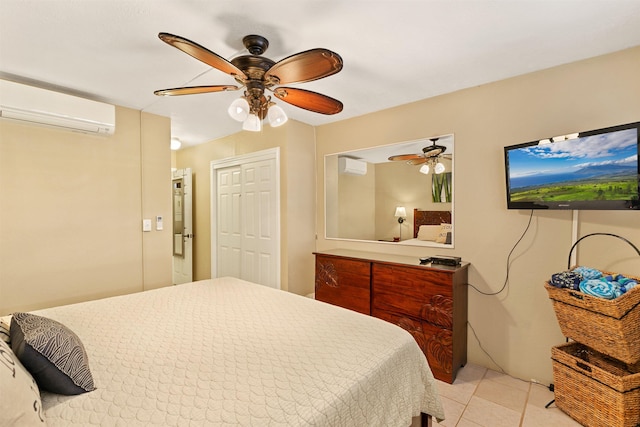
<box><xmin>314</xmin><ymin>249</ymin><xmax>469</xmax><ymax>272</ymax></box>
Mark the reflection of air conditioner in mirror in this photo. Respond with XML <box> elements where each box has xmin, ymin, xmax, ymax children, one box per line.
<box><xmin>0</xmin><ymin>79</ymin><xmax>115</xmax><ymax>135</ymax></box>
<box><xmin>338</xmin><ymin>157</ymin><xmax>367</xmax><ymax>176</ymax></box>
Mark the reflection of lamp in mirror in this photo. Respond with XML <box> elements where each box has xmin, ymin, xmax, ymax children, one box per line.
<box><xmin>394</xmin><ymin>206</ymin><xmax>406</xmax><ymax>241</ymax></box>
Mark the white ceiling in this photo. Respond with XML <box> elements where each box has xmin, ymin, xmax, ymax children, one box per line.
<box><xmin>2</xmin><ymin>1</ymin><xmax>640</xmax><ymax>148</ymax></box>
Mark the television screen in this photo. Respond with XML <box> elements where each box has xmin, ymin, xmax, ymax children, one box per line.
<box><xmin>504</xmin><ymin>121</ymin><xmax>640</xmax><ymax>210</ymax></box>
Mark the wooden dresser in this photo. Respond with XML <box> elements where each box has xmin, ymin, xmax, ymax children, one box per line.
<box><xmin>314</xmin><ymin>249</ymin><xmax>469</xmax><ymax>383</ymax></box>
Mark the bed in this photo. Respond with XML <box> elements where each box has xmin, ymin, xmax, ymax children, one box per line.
<box><xmin>3</xmin><ymin>277</ymin><xmax>445</xmax><ymax>426</ymax></box>
<box><xmin>399</xmin><ymin>209</ymin><xmax>452</xmax><ymax>245</ymax></box>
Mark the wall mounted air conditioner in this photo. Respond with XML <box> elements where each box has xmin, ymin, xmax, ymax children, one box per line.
<box><xmin>338</xmin><ymin>157</ymin><xmax>367</xmax><ymax>176</ymax></box>
<box><xmin>0</xmin><ymin>79</ymin><xmax>115</xmax><ymax>135</ymax></box>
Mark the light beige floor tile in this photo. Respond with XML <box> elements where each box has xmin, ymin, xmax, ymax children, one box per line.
<box><xmin>474</xmin><ymin>376</ymin><xmax>528</xmax><ymax>412</ymax></box>
<box><xmin>434</xmin><ymin>396</ymin><xmax>466</xmax><ymax>427</ymax></box>
<box><xmin>455</xmin><ymin>419</ymin><xmax>483</xmax><ymax>427</ymax></box>
<box><xmin>436</xmin><ymin>363</ymin><xmax>485</xmax><ymax>405</ymax></box>
<box><xmin>483</xmin><ymin>369</ymin><xmax>531</xmax><ymax>392</ymax></box>
<box><xmin>456</xmin><ymin>363</ymin><xmax>487</xmax><ymax>383</ymax></box>
<box><xmin>526</xmin><ymin>383</ymin><xmax>556</xmax><ymax>408</ymax></box>
<box><xmin>437</xmin><ymin>380</ymin><xmax>478</xmax><ymax>406</ymax></box>
<box><xmin>436</xmin><ymin>364</ymin><xmax>588</xmax><ymax>427</ymax></box>
<box><xmin>522</xmin><ymin>403</ymin><xmax>583</xmax><ymax>427</ymax></box>
<box><xmin>460</xmin><ymin>395</ymin><xmax>523</xmax><ymax>427</ymax></box>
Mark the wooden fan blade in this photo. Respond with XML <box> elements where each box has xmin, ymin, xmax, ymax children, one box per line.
<box><xmin>407</xmin><ymin>158</ymin><xmax>428</xmax><ymax>165</ymax></box>
<box><xmin>154</xmin><ymin>85</ymin><xmax>239</xmax><ymax>96</ymax></box>
<box><xmin>388</xmin><ymin>154</ymin><xmax>423</xmax><ymax>162</ymax></box>
<box><xmin>265</xmin><ymin>49</ymin><xmax>343</xmax><ymax>85</ymax></box>
<box><xmin>159</xmin><ymin>33</ymin><xmax>247</xmax><ymax>80</ymax></box>
<box><xmin>273</xmin><ymin>87</ymin><xmax>343</xmax><ymax>115</ymax></box>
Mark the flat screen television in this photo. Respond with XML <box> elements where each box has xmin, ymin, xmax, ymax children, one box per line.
<box><xmin>504</xmin><ymin>121</ymin><xmax>640</xmax><ymax>210</ymax></box>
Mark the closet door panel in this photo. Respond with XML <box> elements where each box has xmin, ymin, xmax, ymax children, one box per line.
<box><xmin>216</xmin><ymin>167</ymin><xmax>242</xmax><ymax>278</ymax></box>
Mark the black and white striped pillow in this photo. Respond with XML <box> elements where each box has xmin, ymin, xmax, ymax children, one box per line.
<box><xmin>10</xmin><ymin>312</ymin><xmax>95</xmax><ymax>395</ymax></box>
<box><xmin>0</xmin><ymin>339</ymin><xmax>46</xmax><ymax>425</ymax></box>
<box><xmin>0</xmin><ymin>316</ymin><xmax>10</xmax><ymax>344</ymax></box>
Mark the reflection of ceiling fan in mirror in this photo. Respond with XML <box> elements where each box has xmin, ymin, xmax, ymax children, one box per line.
<box><xmin>154</xmin><ymin>33</ymin><xmax>343</xmax><ymax>131</ymax></box>
<box><xmin>388</xmin><ymin>138</ymin><xmax>451</xmax><ymax>174</ymax></box>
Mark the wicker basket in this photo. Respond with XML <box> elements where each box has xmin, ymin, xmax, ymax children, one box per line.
<box><xmin>545</xmin><ymin>232</ymin><xmax>640</xmax><ymax>364</ymax></box>
<box><xmin>545</xmin><ymin>278</ymin><xmax>640</xmax><ymax>364</ymax></box>
<box><xmin>552</xmin><ymin>342</ymin><xmax>640</xmax><ymax>427</ymax></box>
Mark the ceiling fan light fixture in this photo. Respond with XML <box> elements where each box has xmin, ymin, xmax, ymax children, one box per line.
<box><xmin>267</xmin><ymin>104</ymin><xmax>288</xmax><ymax>127</ymax></box>
<box><xmin>419</xmin><ymin>164</ymin><xmax>430</xmax><ymax>175</ymax></box>
<box><xmin>242</xmin><ymin>113</ymin><xmax>262</xmax><ymax>132</ymax></box>
<box><xmin>170</xmin><ymin>137</ymin><xmax>182</xmax><ymax>151</ymax></box>
<box><xmin>434</xmin><ymin>162</ymin><xmax>446</xmax><ymax>174</ymax></box>
<box><xmin>228</xmin><ymin>98</ymin><xmax>250</xmax><ymax>122</ymax></box>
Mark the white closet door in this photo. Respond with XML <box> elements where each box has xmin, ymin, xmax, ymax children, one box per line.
<box><xmin>211</xmin><ymin>148</ymin><xmax>280</xmax><ymax>289</ymax></box>
<box><xmin>216</xmin><ymin>167</ymin><xmax>242</xmax><ymax>279</ymax></box>
<box><xmin>240</xmin><ymin>159</ymin><xmax>278</xmax><ymax>288</ymax></box>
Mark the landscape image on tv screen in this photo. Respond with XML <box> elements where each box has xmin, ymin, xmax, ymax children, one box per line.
<box><xmin>507</xmin><ymin>127</ymin><xmax>638</xmax><ymax>206</ymax></box>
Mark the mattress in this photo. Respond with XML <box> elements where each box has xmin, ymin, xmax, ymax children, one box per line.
<box><xmin>35</xmin><ymin>277</ymin><xmax>444</xmax><ymax>426</ymax></box>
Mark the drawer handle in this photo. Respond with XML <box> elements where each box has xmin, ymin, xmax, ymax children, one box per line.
<box><xmin>575</xmin><ymin>361</ymin><xmax>592</xmax><ymax>372</ymax></box>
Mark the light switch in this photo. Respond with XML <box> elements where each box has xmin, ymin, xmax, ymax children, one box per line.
<box><xmin>156</xmin><ymin>215</ymin><xmax>163</xmax><ymax>231</ymax></box>
<box><xmin>142</xmin><ymin>219</ymin><xmax>152</xmax><ymax>232</ymax></box>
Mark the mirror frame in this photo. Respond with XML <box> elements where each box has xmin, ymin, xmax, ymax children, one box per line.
<box><xmin>324</xmin><ymin>135</ymin><xmax>454</xmax><ymax>248</ymax></box>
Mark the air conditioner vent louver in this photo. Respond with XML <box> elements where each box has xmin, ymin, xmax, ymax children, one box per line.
<box><xmin>0</xmin><ymin>79</ymin><xmax>115</xmax><ymax>135</ymax></box>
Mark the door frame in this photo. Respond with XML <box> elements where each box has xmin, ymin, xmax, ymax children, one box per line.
<box><xmin>210</xmin><ymin>147</ymin><xmax>281</xmax><ymax>285</ymax></box>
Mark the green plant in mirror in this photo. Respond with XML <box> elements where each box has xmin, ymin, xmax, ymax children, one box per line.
<box><xmin>432</xmin><ymin>172</ymin><xmax>452</xmax><ymax>203</ymax></box>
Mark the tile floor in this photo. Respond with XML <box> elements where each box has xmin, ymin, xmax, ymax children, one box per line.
<box><xmin>434</xmin><ymin>363</ymin><xmax>582</xmax><ymax>427</ymax></box>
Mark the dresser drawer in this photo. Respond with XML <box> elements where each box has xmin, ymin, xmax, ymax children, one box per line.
<box><xmin>315</xmin><ymin>255</ymin><xmax>371</xmax><ymax>315</ymax></box>
<box><xmin>372</xmin><ymin>263</ymin><xmax>453</xmax><ymax>323</ymax></box>
<box><xmin>374</xmin><ymin>308</ymin><xmax>454</xmax><ymax>383</ymax></box>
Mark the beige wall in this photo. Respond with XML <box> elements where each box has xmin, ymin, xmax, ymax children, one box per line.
<box><xmin>141</xmin><ymin>112</ymin><xmax>173</xmax><ymax>290</ymax></box>
<box><xmin>315</xmin><ymin>46</ymin><xmax>640</xmax><ymax>385</ymax></box>
<box><xmin>0</xmin><ymin>106</ymin><xmax>172</xmax><ymax>314</ymax></box>
<box><xmin>174</xmin><ymin>119</ymin><xmax>316</xmax><ymax>295</ymax></box>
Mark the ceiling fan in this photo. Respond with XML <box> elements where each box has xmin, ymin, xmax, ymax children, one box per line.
<box><xmin>388</xmin><ymin>138</ymin><xmax>451</xmax><ymax>174</ymax></box>
<box><xmin>154</xmin><ymin>33</ymin><xmax>344</xmax><ymax>130</ymax></box>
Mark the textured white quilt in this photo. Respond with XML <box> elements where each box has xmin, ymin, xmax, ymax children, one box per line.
<box><xmin>36</xmin><ymin>277</ymin><xmax>444</xmax><ymax>426</ymax></box>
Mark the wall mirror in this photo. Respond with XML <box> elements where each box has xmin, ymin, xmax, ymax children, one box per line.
<box><xmin>325</xmin><ymin>134</ymin><xmax>454</xmax><ymax>248</ymax></box>
<box><xmin>173</xmin><ymin>178</ymin><xmax>184</xmax><ymax>257</ymax></box>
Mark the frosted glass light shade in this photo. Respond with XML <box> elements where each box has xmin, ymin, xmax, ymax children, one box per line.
<box><xmin>394</xmin><ymin>206</ymin><xmax>406</xmax><ymax>218</ymax></box>
<box><xmin>228</xmin><ymin>98</ymin><xmax>250</xmax><ymax>122</ymax></box>
<box><xmin>170</xmin><ymin>137</ymin><xmax>181</xmax><ymax>150</ymax></box>
<box><xmin>434</xmin><ymin>162</ymin><xmax>445</xmax><ymax>174</ymax></box>
<box><xmin>242</xmin><ymin>114</ymin><xmax>262</xmax><ymax>132</ymax></box>
<box><xmin>267</xmin><ymin>105</ymin><xmax>288</xmax><ymax>127</ymax></box>
<box><xmin>419</xmin><ymin>164</ymin><xmax>430</xmax><ymax>174</ymax></box>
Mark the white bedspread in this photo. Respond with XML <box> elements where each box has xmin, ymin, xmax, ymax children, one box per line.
<box><xmin>36</xmin><ymin>277</ymin><xmax>444</xmax><ymax>426</ymax></box>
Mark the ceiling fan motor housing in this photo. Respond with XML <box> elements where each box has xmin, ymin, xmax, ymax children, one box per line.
<box><xmin>243</xmin><ymin>34</ymin><xmax>269</xmax><ymax>55</ymax></box>
<box><xmin>422</xmin><ymin>144</ymin><xmax>445</xmax><ymax>157</ymax></box>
